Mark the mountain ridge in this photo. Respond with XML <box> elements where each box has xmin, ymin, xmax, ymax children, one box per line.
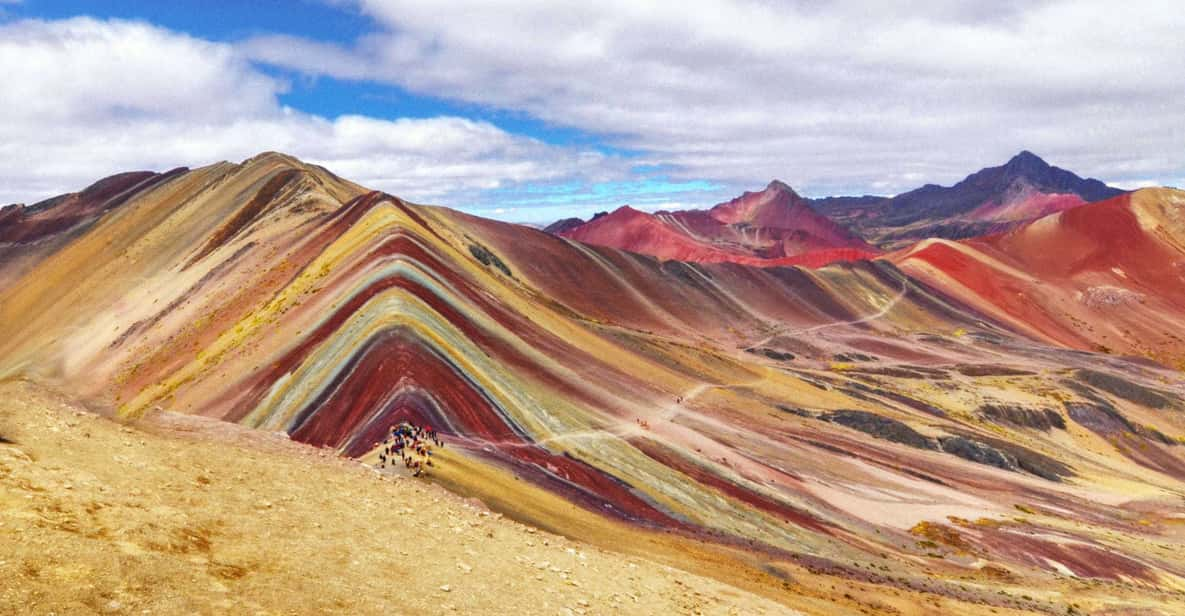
<box><xmin>818</xmin><ymin>151</ymin><xmax>1126</xmax><ymax>247</ymax></box>
<box><xmin>558</xmin><ymin>180</ymin><xmax>880</xmax><ymax>267</ymax></box>
<box><xmin>549</xmin><ymin>151</ymin><xmax>1127</xmax><ymax>256</ymax></box>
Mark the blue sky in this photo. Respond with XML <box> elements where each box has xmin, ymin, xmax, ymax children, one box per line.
<box><xmin>3</xmin><ymin>1</ymin><xmax>374</xmax><ymax>44</ymax></box>
<box><xmin>1</xmin><ymin>1</ymin><xmax>1181</xmax><ymax>221</ymax></box>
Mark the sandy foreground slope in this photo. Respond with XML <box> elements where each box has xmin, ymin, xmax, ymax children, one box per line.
<box><xmin>0</xmin><ymin>379</ymin><xmax>795</xmax><ymax>615</ymax></box>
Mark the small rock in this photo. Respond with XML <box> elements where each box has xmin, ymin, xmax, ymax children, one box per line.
<box><xmin>439</xmin><ymin>584</ymin><xmax>451</xmax><ymax>593</ymax></box>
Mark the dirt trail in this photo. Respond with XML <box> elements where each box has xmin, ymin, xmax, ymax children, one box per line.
<box><xmin>0</xmin><ymin>378</ymin><xmax>798</xmax><ymax>615</ymax></box>
<box><xmin>746</xmin><ymin>278</ymin><xmax>912</xmax><ymax>349</ymax></box>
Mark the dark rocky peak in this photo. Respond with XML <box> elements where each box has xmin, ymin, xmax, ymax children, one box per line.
<box><xmin>1003</xmin><ymin>150</ymin><xmax>1049</xmax><ymax>174</ymax></box>
<box><xmin>543</xmin><ymin>217</ymin><xmax>586</xmax><ymax>235</ymax></box>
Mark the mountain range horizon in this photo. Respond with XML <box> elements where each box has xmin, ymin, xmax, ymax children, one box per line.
<box><xmin>0</xmin><ymin>149</ymin><xmax>1126</xmax><ymax>217</ymax></box>
<box><xmin>2</xmin><ymin>148</ymin><xmax>1137</xmax><ymax>276</ymax></box>
<box><xmin>550</xmin><ymin>149</ymin><xmax>1122</xmax><ymax>216</ymax></box>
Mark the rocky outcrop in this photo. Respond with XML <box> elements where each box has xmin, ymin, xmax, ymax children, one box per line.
<box><xmin>954</xmin><ymin>364</ymin><xmax>1036</xmax><ymax>377</ymax></box>
<box><xmin>979</xmin><ymin>403</ymin><xmax>1066</xmax><ymax>431</ymax></box>
<box><xmin>1064</xmin><ymin>401</ymin><xmax>1133</xmax><ymax>437</ymax></box>
<box><xmin>1075</xmin><ymin>369</ymin><xmax>1177</xmax><ymax>409</ymax></box>
<box><xmin>948</xmin><ymin>434</ymin><xmax>1073</xmax><ymax>481</ymax></box>
<box><xmin>745</xmin><ymin>347</ymin><xmax>795</xmax><ymax>361</ymax></box>
<box><xmin>937</xmin><ymin>436</ymin><xmax>1018</xmax><ymax>472</ymax></box>
<box><xmin>820</xmin><ymin>410</ymin><xmax>937</xmax><ymax>450</ymax></box>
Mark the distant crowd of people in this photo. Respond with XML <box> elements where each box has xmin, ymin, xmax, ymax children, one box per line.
<box><xmin>377</xmin><ymin>422</ymin><xmax>443</xmax><ymax>477</ymax></box>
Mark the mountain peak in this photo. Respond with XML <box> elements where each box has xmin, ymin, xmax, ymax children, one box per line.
<box><xmin>1002</xmin><ymin>150</ymin><xmax>1051</xmax><ymax>174</ymax></box>
<box><xmin>765</xmin><ymin>179</ymin><xmax>798</xmax><ymax>196</ymax></box>
<box><xmin>542</xmin><ymin>217</ymin><xmax>585</xmax><ymax>235</ymax></box>
<box><xmin>245</xmin><ymin>150</ymin><xmax>301</xmax><ymax>164</ymax></box>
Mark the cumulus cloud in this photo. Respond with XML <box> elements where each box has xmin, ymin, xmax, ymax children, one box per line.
<box><xmin>244</xmin><ymin>0</ymin><xmax>1185</xmax><ymax>196</ymax></box>
<box><xmin>0</xmin><ymin>17</ymin><xmax>623</xmax><ymax>207</ymax></box>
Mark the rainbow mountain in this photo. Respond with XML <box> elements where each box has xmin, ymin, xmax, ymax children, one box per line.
<box><xmin>2</xmin><ymin>152</ymin><xmax>1185</xmax><ymax>614</ymax></box>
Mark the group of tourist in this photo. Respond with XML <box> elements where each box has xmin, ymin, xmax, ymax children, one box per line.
<box><xmin>377</xmin><ymin>422</ymin><xmax>443</xmax><ymax>477</ymax></box>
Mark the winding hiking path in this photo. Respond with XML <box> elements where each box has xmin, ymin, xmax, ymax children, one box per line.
<box><xmin>746</xmin><ymin>278</ymin><xmax>912</xmax><ymax>349</ymax></box>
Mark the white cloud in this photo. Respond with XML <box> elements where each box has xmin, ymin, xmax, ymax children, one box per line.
<box><xmin>1</xmin><ymin>18</ymin><xmax>278</xmax><ymax>123</ymax></box>
<box><xmin>1111</xmin><ymin>179</ymin><xmax>1170</xmax><ymax>190</ymax></box>
<box><xmin>243</xmin><ymin>0</ymin><xmax>1185</xmax><ymax>196</ymax></box>
<box><xmin>0</xmin><ymin>17</ymin><xmax>624</xmax><ymax>207</ymax></box>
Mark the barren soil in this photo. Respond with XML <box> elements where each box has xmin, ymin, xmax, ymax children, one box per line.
<box><xmin>0</xmin><ymin>379</ymin><xmax>795</xmax><ymax>615</ymax></box>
